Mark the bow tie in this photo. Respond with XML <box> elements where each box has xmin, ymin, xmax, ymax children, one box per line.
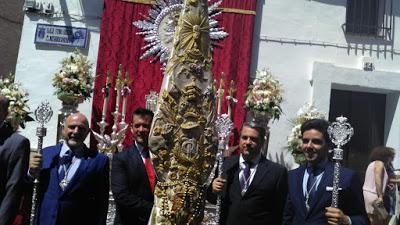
<box><xmin>60</xmin><ymin>151</ymin><xmax>74</xmax><ymax>165</ymax></box>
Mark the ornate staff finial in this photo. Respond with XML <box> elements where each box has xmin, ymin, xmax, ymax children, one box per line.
<box><xmin>327</xmin><ymin>116</ymin><xmax>354</xmax><ymax>208</ymax></box>
<box><xmin>34</xmin><ymin>101</ymin><xmax>53</xmax><ymax>127</ymax></box>
<box><xmin>328</xmin><ymin>116</ymin><xmax>354</xmax><ymax>150</ymax></box>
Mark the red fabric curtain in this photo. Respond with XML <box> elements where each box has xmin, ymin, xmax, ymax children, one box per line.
<box><xmin>90</xmin><ymin>0</ymin><xmax>257</xmax><ymax>149</ymax></box>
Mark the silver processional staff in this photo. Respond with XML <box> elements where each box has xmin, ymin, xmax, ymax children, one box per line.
<box><xmin>31</xmin><ymin>101</ymin><xmax>53</xmax><ymax>225</ymax></box>
<box><xmin>327</xmin><ymin>116</ymin><xmax>354</xmax><ymax>208</ymax></box>
<box><xmin>214</xmin><ymin>113</ymin><xmax>233</xmax><ymax>225</ymax></box>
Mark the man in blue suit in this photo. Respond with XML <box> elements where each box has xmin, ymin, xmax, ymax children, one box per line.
<box><xmin>30</xmin><ymin>112</ymin><xmax>109</xmax><ymax>225</ymax></box>
<box><xmin>283</xmin><ymin>119</ymin><xmax>369</xmax><ymax>225</ymax></box>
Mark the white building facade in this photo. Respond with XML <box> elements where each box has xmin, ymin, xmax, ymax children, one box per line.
<box><xmin>253</xmin><ymin>0</ymin><xmax>400</xmax><ymax>171</ymax></box>
<box><xmin>15</xmin><ymin>0</ymin><xmax>103</xmax><ymax>148</ymax></box>
<box><xmin>14</xmin><ymin>0</ymin><xmax>400</xmax><ymax>172</ymax></box>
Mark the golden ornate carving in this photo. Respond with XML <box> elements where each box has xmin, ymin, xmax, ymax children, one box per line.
<box><xmin>148</xmin><ymin>0</ymin><xmax>216</xmax><ymax>224</ymax></box>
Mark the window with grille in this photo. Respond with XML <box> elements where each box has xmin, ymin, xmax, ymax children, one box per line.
<box><xmin>345</xmin><ymin>0</ymin><xmax>393</xmax><ymax>38</ymax></box>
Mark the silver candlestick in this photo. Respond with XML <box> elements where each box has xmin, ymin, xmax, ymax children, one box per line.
<box><xmin>31</xmin><ymin>101</ymin><xmax>53</xmax><ymax>225</ymax></box>
<box><xmin>327</xmin><ymin>116</ymin><xmax>354</xmax><ymax>208</ymax></box>
<box><xmin>92</xmin><ymin>67</ymin><xmax>130</xmax><ymax>225</ymax></box>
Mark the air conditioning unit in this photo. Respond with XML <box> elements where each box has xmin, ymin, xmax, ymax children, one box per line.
<box><xmin>24</xmin><ymin>0</ymin><xmax>36</xmax><ymax>11</ymax></box>
<box><xmin>44</xmin><ymin>3</ymin><xmax>54</xmax><ymax>15</ymax></box>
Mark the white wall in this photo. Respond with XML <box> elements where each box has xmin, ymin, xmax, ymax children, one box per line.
<box><xmin>15</xmin><ymin>0</ymin><xmax>103</xmax><ymax>148</ymax></box>
<box><xmin>251</xmin><ymin>0</ymin><xmax>400</xmax><ymax>168</ymax></box>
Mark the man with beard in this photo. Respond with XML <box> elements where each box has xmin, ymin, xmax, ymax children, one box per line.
<box><xmin>0</xmin><ymin>95</ymin><xmax>30</xmax><ymax>225</ymax></box>
<box><xmin>111</xmin><ymin>108</ymin><xmax>155</xmax><ymax>225</ymax></box>
<box><xmin>29</xmin><ymin>112</ymin><xmax>109</xmax><ymax>225</ymax></box>
<box><xmin>283</xmin><ymin>119</ymin><xmax>368</xmax><ymax>225</ymax></box>
<box><xmin>211</xmin><ymin>122</ymin><xmax>288</xmax><ymax>225</ymax></box>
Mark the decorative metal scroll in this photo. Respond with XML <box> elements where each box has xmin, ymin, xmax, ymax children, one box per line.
<box><xmin>327</xmin><ymin>116</ymin><xmax>354</xmax><ymax>208</ymax></box>
<box><xmin>31</xmin><ymin>101</ymin><xmax>53</xmax><ymax>225</ymax></box>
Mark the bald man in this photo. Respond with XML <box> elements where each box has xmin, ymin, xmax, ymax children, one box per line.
<box><xmin>0</xmin><ymin>95</ymin><xmax>30</xmax><ymax>225</ymax></box>
<box><xmin>29</xmin><ymin>113</ymin><xmax>109</xmax><ymax>225</ymax></box>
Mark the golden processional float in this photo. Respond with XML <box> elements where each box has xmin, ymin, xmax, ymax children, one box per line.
<box><xmin>147</xmin><ymin>0</ymin><xmax>217</xmax><ymax>224</ymax></box>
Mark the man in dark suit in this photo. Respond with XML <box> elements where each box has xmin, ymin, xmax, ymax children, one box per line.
<box><xmin>211</xmin><ymin>122</ymin><xmax>288</xmax><ymax>225</ymax></box>
<box><xmin>29</xmin><ymin>112</ymin><xmax>109</xmax><ymax>225</ymax></box>
<box><xmin>111</xmin><ymin>108</ymin><xmax>155</xmax><ymax>225</ymax></box>
<box><xmin>283</xmin><ymin>119</ymin><xmax>369</xmax><ymax>225</ymax></box>
<box><xmin>0</xmin><ymin>95</ymin><xmax>30</xmax><ymax>225</ymax></box>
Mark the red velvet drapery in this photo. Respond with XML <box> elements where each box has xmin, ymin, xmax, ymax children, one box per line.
<box><xmin>90</xmin><ymin>0</ymin><xmax>257</xmax><ymax>149</ymax></box>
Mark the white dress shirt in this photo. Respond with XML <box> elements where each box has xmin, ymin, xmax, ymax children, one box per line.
<box><xmin>58</xmin><ymin>142</ymin><xmax>82</xmax><ymax>183</ymax></box>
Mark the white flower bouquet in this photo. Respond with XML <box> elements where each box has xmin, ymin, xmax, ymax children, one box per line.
<box><xmin>245</xmin><ymin>69</ymin><xmax>283</xmax><ymax>122</ymax></box>
<box><xmin>0</xmin><ymin>74</ymin><xmax>33</xmax><ymax>130</ymax></box>
<box><xmin>52</xmin><ymin>49</ymin><xmax>93</xmax><ymax>104</ymax></box>
<box><xmin>287</xmin><ymin>103</ymin><xmax>325</xmax><ymax>164</ymax></box>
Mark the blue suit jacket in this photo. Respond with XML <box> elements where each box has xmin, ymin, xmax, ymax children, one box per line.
<box><xmin>283</xmin><ymin>162</ymin><xmax>369</xmax><ymax>225</ymax></box>
<box><xmin>36</xmin><ymin>143</ymin><xmax>109</xmax><ymax>225</ymax></box>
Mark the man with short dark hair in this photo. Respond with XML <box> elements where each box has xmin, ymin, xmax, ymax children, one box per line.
<box><xmin>112</xmin><ymin>107</ymin><xmax>155</xmax><ymax>225</ymax></box>
<box><xmin>29</xmin><ymin>112</ymin><xmax>109</xmax><ymax>225</ymax></box>
<box><xmin>283</xmin><ymin>119</ymin><xmax>369</xmax><ymax>225</ymax></box>
<box><xmin>0</xmin><ymin>95</ymin><xmax>30</xmax><ymax>225</ymax></box>
<box><xmin>211</xmin><ymin>122</ymin><xmax>288</xmax><ymax>225</ymax></box>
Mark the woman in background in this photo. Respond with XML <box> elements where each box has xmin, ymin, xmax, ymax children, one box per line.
<box><xmin>363</xmin><ymin>146</ymin><xmax>395</xmax><ymax>225</ymax></box>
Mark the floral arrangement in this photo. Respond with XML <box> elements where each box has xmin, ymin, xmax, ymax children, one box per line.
<box><xmin>0</xmin><ymin>74</ymin><xmax>34</xmax><ymax>130</ymax></box>
<box><xmin>245</xmin><ymin>69</ymin><xmax>283</xmax><ymax>122</ymax></box>
<box><xmin>52</xmin><ymin>49</ymin><xmax>93</xmax><ymax>104</ymax></box>
<box><xmin>287</xmin><ymin>103</ymin><xmax>326</xmax><ymax>164</ymax></box>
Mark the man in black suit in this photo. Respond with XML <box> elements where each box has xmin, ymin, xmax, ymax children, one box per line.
<box><xmin>0</xmin><ymin>95</ymin><xmax>30</xmax><ymax>225</ymax></box>
<box><xmin>211</xmin><ymin>122</ymin><xmax>288</xmax><ymax>225</ymax></box>
<box><xmin>111</xmin><ymin>108</ymin><xmax>155</xmax><ymax>225</ymax></box>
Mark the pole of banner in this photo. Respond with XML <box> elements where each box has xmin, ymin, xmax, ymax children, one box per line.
<box><xmin>327</xmin><ymin>116</ymin><xmax>354</xmax><ymax>207</ymax></box>
<box><xmin>30</xmin><ymin>101</ymin><xmax>53</xmax><ymax>225</ymax></box>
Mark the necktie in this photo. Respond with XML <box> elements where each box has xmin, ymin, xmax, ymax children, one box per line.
<box><xmin>143</xmin><ymin>147</ymin><xmax>155</xmax><ymax>193</ymax></box>
<box><xmin>306</xmin><ymin>166</ymin><xmax>323</xmax><ymax>210</ymax></box>
<box><xmin>59</xmin><ymin>150</ymin><xmax>74</xmax><ymax>189</ymax></box>
<box><xmin>239</xmin><ymin>161</ymin><xmax>251</xmax><ymax>195</ymax></box>
<box><xmin>306</xmin><ymin>167</ymin><xmax>316</xmax><ymax>203</ymax></box>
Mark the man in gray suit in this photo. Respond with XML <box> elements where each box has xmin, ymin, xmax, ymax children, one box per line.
<box><xmin>0</xmin><ymin>95</ymin><xmax>30</xmax><ymax>225</ymax></box>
